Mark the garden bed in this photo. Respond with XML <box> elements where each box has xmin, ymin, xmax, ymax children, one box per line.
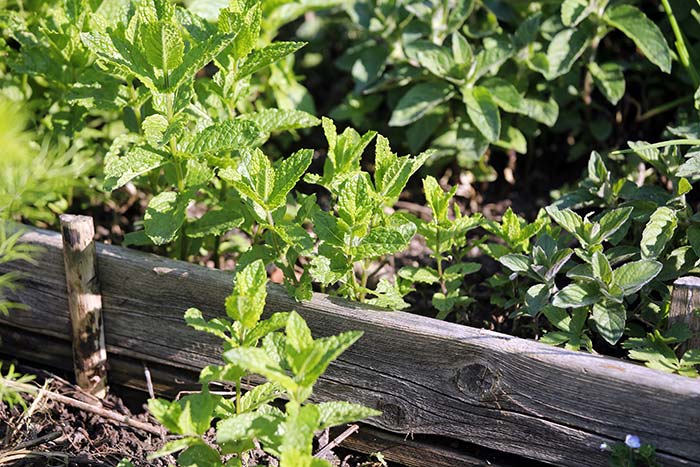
<box><xmin>1</xmin><ymin>224</ymin><xmax>699</xmax><ymax>467</ymax></box>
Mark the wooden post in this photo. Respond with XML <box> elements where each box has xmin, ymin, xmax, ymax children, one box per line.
<box><xmin>60</xmin><ymin>215</ymin><xmax>108</xmax><ymax>398</ymax></box>
<box><xmin>669</xmin><ymin>276</ymin><xmax>700</xmax><ymax>353</ymax></box>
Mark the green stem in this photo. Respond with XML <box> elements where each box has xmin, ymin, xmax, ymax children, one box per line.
<box><xmin>212</xmin><ymin>181</ymin><xmax>228</xmax><ymax>268</ymax></box>
<box><xmin>610</xmin><ymin>139</ymin><xmax>700</xmax><ymax>155</ymax></box>
<box><xmin>636</xmin><ymin>95</ymin><xmax>693</xmax><ymax>122</ymax></box>
<box><xmin>235</xmin><ymin>377</ymin><xmax>242</xmax><ymax>415</ymax></box>
<box><xmin>661</xmin><ymin>0</ymin><xmax>700</xmax><ymax>88</ymax></box>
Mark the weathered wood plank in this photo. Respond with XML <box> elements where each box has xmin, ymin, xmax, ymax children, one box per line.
<box><xmin>59</xmin><ymin>214</ymin><xmax>108</xmax><ymax>398</ymax></box>
<box><xmin>0</xmin><ymin>326</ymin><xmax>519</xmax><ymax>467</ymax></box>
<box><xmin>671</xmin><ymin>277</ymin><xmax>700</xmax><ymax>352</ymax></box>
<box><xmin>1</xmin><ymin>225</ymin><xmax>700</xmax><ymax>467</ymax></box>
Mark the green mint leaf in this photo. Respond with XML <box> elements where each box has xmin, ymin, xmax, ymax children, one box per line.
<box><xmin>366</xmin><ymin>278</ymin><xmax>410</xmax><ymax>310</ymax></box>
<box><xmin>238</xmin><ymin>109</ymin><xmax>320</xmax><ymax>133</ymax></box>
<box><xmin>354</xmin><ymin>220</ymin><xmax>416</xmax><ymax>258</ymax></box>
<box><xmin>223</xmin><ymin>347</ymin><xmax>298</xmax><ymax>393</ymax></box>
<box><xmin>480</xmin><ymin>77</ymin><xmax>525</xmax><ymax>114</ymax></box>
<box><xmin>462</xmin><ymin>86</ymin><xmax>500</xmax><ymax>143</ymax></box>
<box><xmin>423</xmin><ymin>176</ymin><xmax>455</xmax><ymax>223</ymax></box>
<box><xmin>389</xmin><ymin>81</ymin><xmax>454</xmax><ymax>127</ymax></box>
<box><xmin>374</xmin><ymin>135</ymin><xmax>431</xmax><ymax>202</ymax></box>
<box><xmin>221</xmin><ymin>148</ymin><xmax>274</xmax><ymax>209</ymax></box>
<box><xmin>591</xmin><ymin>302</ymin><xmax>626</xmax><ymax>346</ymax></box>
<box><xmin>588</xmin><ymin>62</ymin><xmax>625</xmax><ymax>105</ymax></box>
<box><xmin>398</xmin><ymin>266</ymin><xmax>440</xmax><ymax>285</ymax></box>
<box><xmin>552</xmin><ymin>282</ymin><xmax>601</xmax><ymax>308</ymax></box>
<box><xmin>236</xmin><ymin>41</ymin><xmax>306</xmax><ymax>80</ymax></box>
<box><xmin>144</xmin><ymin>191</ymin><xmax>189</xmax><ymax>245</ymax></box>
<box><xmin>499</xmin><ymin>254</ymin><xmax>531</xmax><ymax>273</ymax></box>
<box><xmin>104</xmin><ymin>147</ymin><xmax>166</xmax><ymax>191</ymax></box>
<box><xmin>186</xmin><ymin>209</ymin><xmax>243</xmax><ymax>239</ymax></box>
<box><xmin>186</xmin><ymin>120</ymin><xmax>265</xmax><ymax>162</ymax></box>
<box><xmin>640</xmin><ymin>206</ymin><xmax>677</xmax><ymax>259</ymax></box>
<box><xmin>178</xmin><ymin>442</ymin><xmax>223</xmax><ymax>467</ymax></box>
<box><xmin>137</xmin><ymin>21</ymin><xmax>185</xmax><ymax>73</ymax></box>
<box><xmin>561</xmin><ymin>0</ymin><xmax>590</xmax><ymax>27</ymax></box>
<box><xmin>591</xmin><ymin>252</ymin><xmax>613</xmax><ymax>286</ymax></box>
<box><xmin>268</xmin><ymin>149</ymin><xmax>314</xmax><ymax>209</ymax></box>
<box><xmin>316</xmin><ymin>401</ymin><xmax>381</xmax><ymax>430</ymax></box>
<box><xmin>404</xmin><ymin>40</ymin><xmax>455</xmax><ymax>78</ymax></box>
<box><xmin>225</xmin><ymin>259</ymin><xmax>267</xmax><ymax>329</ymax></box>
<box><xmin>603</xmin><ymin>4</ymin><xmax>672</xmax><ymax>73</ymax></box>
<box><xmin>545</xmin><ymin>26</ymin><xmax>592</xmax><ymax>79</ymax></box>
<box><xmin>612</xmin><ymin>259</ymin><xmax>662</xmax><ymax>295</ymax></box>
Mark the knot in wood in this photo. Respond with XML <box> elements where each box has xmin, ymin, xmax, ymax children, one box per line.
<box><xmin>376</xmin><ymin>398</ymin><xmax>409</xmax><ymax>429</ymax></box>
<box><xmin>455</xmin><ymin>362</ymin><xmax>499</xmax><ymax>401</ymax></box>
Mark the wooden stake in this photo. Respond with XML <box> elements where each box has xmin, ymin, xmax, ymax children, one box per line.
<box><xmin>669</xmin><ymin>276</ymin><xmax>700</xmax><ymax>353</ymax></box>
<box><xmin>59</xmin><ymin>215</ymin><xmax>108</xmax><ymax>398</ymax></box>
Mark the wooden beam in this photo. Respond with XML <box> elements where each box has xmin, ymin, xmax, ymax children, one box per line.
<box><xmin>59</xmin><ymin>215</ymin><xmax>108</xmax><ymax>398</ymax></box>
<box><xmin>1</xmin><ymin>225</ymin><xmax>700</xmax><ymax>467</ymax></box>
<box><xmin>670</xmin><ymin>277</ymin><xmax>700</xmax><ymax>353</ymax></box>
<box><xmin>0</xmin><ymin>326</ymin><xmax>516</xmax><ymax>467</ymax></box>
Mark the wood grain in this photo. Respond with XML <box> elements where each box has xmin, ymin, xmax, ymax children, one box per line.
<box><xmin>1</xmin><ymin>225</ymin><xmax>700</xmax><ymax>467</ymax></box>
<box><xmin>670</xmin><ymin>277</ymin><xmax>700</xmax><ymax>353</ymax></box>
<box><xmin>59</xmin><ymin>214</ymin><xmax>108</xmax><ymax>398</ymax></box>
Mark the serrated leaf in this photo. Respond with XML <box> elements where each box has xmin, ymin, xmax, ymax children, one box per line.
<box><xmin>641</xmin><ymin>207</ymin><xmax>677</xmax><ymax>259</ymax></box>
<box><xmin>389</xmin><ymin>82</ymin><xmax>454</xmax><ymax>127</ymax></box>
<box><xmin>423</xmin><ymin>176</ymin><xmax>454</xmax><ymax>223</ymax></box>
<box><xmin>463</xmin><ymin>86</ymin><xmax>500</xmax><ymax>143</ymax></box>
<box><xmin>591</xmin><ymin>302</ymin><xmax>626</xmax><ymax>345</ymax></box>
<box><xmin>612</xmin><ymin>259</ymin><xmax>662</xmax><ymax>295</ymax></box>
<box><xmin>225</xmin><ymin>259</ymin><xmax>267</xmax><ymax>329</ymax></box>
<box><xmin>223</xmin><ymin>347</ymin><xmax>298</xmax><ymax>393</ymax></box>
<box><xmin>316</xmin><ymin>402</ymin><xmax>381</xmax><ymax>430</ymax></box>
<box><xmin>144</xmin><ymin>191</ymin><xmax>189</xmax><ymax>245</ymax></box>
<box><xmin>354</xmin><ymin>221</ymin><xmax>416</xmax><ymax>258</ymax></box>
<box><xmin>239</xmin><ymin>109</ymin><xmax>320</xmax><ymax>133</ymax></box>
<box><xmin>221</xmin><ymin>148</ymin><xmax>274</xmax><ymax>209</ymax></box>
<box><xmin>137</xmin><ymin>21</ymin><xmax>184</xmax><ymax>72</ymax></box>
<box><xmin>104</xmin><ymin>147</ymin><xmax>166</xmax><ymax>191</ymax></box>
<box><xmin>268</xmin><ymin>149</ymin><xmax>313</xmax><ymax>209</ymax></box>
<box><xmin>603</xmin><ymin>5</ymin><xmax>671</xmax><ymax>73</ymax></box>
<box><xmin>187</xmin><ymin>209</ymin><xmax>243</xmax><ymax>238</ymax></box>
<box><xmin>546</xmin><ymin>206</ymin><xmax>582</xmax><ymax>234</ymax></box>
<box><xmin>186</xmin><ymin>120</ymin><xmax>265</xmax><ymax>162</ymax></box>
<box><xmin>237</xmin><ymin>41</ymin><xmax>306</xmax><ymax>79</ymax></box>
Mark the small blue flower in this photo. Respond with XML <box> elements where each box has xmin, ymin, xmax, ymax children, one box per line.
<box><xmin>599</xmin><ymin>442</ymin><xmax>608</xmax><ymax>451</ymax></box>
<box><xmin>625</xmin><ymin>434</ymin><xmax>641</xmax><ymax>449</ymax></box>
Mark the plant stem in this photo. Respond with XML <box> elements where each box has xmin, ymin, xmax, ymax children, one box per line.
<box><xmin>636</xmin><ymin>95</ymin><xmax>693</xmax><ymax>122</ymax></box>
<box><xmin>610</xmin><ymin>139</ymin><xmax>700</xmax><ymax>155</ymax></box>
<box><xmin>661</xmin><ymin>0</ymin><xmax>700</xmax><ymax>88</ymax></box>
<box><xmin>235</xmin><ymin>377</ymin><xmax>242</xmax><ymax>415</ymax></box>
<box><xmin>212</xmin><ymin>181</ymin><xmax>228</xmax><ymax>268</ymax></box>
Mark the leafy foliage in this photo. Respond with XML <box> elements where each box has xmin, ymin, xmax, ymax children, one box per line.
<box><xmin>149</xmin><ymin>260</ymin><xmax>380</xmax><ymax>466</ymax></box>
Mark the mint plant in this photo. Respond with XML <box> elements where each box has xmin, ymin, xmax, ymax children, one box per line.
<box><xmin>399</xmin><ymin>176</ymin><xmax>482</xmax><ymax>319</ymax></box>
<box><xmin>332</xmin><ymin>0</ymin><xmax>673</xmax><ymax>175</ymax></box>
<box><xmin>307</xmin><ymin>118</ymin><xmax>430</xmax><ymax>307</ymax></box>
<box><xmin>148</xmin><ymin>260</ymin><xmax>380</xmax><ymax>466</ymax></box>
<box><xmin>81</xmin><ymin>0</ymin><xmax>320</xmax><ymax>260</ymax></box>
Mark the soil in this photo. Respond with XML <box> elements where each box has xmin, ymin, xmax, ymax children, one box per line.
<box><xmin>0</xmin><ymin>366</ymin><xmax>391</xmax><ymax>467</ymax></box>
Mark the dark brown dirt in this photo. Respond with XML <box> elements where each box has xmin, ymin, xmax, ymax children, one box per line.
<box><xmin>0</xmin><ymin>367</ymin><xmax>390</xmax><ymax>467</ymax></box>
